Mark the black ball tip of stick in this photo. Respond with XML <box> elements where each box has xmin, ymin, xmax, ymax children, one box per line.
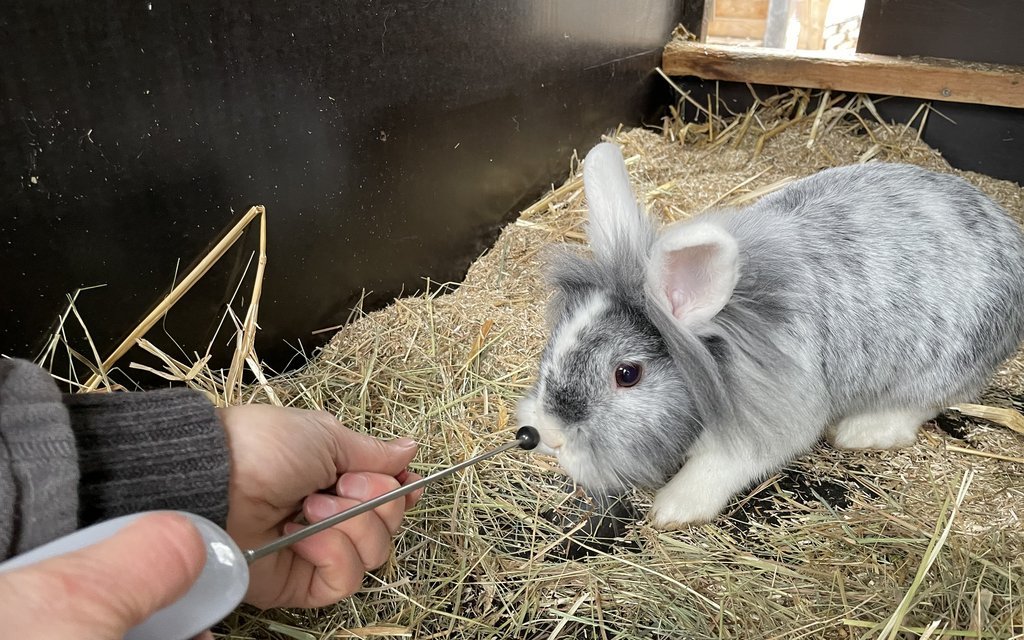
<box><xmin>515</xmin><ymin>426</ymin><xmax>540</xmax><ymax>451</ymax></box>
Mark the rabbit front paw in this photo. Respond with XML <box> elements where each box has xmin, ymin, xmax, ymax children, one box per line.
<box><xmin>648</xmin><ymin>437</ymin><xmax>786</xmax><ymax>529</ymax></box>
<box><xmin>648</xmin><ymin>451</ymin><xmax>749</xmax><ymax>529</ymax></box>
<box><xmin>650</xmin><ymin>486</ymin><xmax>726</xmax><ymax>529</ymax></box>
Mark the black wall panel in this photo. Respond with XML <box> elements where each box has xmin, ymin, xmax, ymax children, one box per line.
<box><xmin>0</xmin><ymin>1</ymin><xmax>684</xmax><ymax>378</ymax></box>
<box><xmin>857</xmin><ymin>0</ymin><xmax>1024</xmax><ymax>185</ymax></box>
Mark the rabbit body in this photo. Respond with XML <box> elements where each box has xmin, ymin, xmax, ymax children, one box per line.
<box><xmin>517</xmin><ymin>143</ymin><xmax>1024</xmax><ymax>527</ymax></box>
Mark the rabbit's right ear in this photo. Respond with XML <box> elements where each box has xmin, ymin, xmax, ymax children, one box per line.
<box><xmin>583</xmin><ymin>142</ymin><xmax>653</xmax><ymax>263</ymax></box>
<box><xmin>647</xmin><ymin>222</ymin><xmax>739</xmax><ymax>329</ymax></box>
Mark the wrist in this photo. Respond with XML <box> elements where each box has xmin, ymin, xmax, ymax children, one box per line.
<box><xmin>66</xmin><ymin>389</ymin><xmax>231</xmax><ymax>527</ymax></box>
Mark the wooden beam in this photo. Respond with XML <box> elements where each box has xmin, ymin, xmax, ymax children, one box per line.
<box><xmin>662</xmin><ymin>40</ymin><xmax>1024</xmax><ymax>109</ymax></box>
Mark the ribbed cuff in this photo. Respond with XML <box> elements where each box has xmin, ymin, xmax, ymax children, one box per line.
<box><xmin>0</xmin><ymin>360</ymin><xmax>79</xmax><ymax>558</ymax></box>
<box><xmin>64</xmin><ymin>388</ymin><xmax>230</xmax><ymax>528</ymax></box>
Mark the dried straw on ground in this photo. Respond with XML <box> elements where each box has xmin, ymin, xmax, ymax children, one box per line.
<box><xmin>60</xmin><ymin>88</ymin><xmax>1024</xmax><ymax>639</ymax></box>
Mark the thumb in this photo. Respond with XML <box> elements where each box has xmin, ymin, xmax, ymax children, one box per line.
<box><xmin>0</xmin><ymin>512</ymin><xmax>206</xmax><ymax>639</ymax></box>
<box><xmin>328</xmin><ymin>423</ymin><xmax>418</xmax><ymax>475</ymax></box>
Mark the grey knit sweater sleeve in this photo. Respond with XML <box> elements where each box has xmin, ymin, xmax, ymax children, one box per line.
<box><xmin>0</xmin><ymin>359</ymin><xmax>230</xmax><ymax>561</ymax></box>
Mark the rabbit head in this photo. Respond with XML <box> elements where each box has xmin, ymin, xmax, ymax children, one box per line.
<box><xmin>517</xmin><ymin>143</ymin><xmax>741</xmax><ymax>493</ymax></box>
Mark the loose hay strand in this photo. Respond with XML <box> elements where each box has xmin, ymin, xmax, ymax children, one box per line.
<box><xmin>945</xmin><ymin>445</ymin><xmax>1024</xmax><ymax>465</ymax></box>
<box><xmin>226</xmin><ymin>208</ymin><xmax>270</xmax><ymax>405</ymax></box>
<box><xmin>877</xmin><ymin>471</ymin><xmax>975</xmax><ymax>640</ymax></box>
<box><xmin>952</xmin><ymin>403</ymin><xmax>1024</xmax><ymax>437</ymax></box>
<box><xmin>81</xmin><ymin>204</ymin><xmax>265</xmax><ymax>391</ymax></box>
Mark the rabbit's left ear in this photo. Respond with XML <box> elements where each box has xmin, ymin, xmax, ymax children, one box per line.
<box><xmin>647</xmin><ymin>222</ymin><xmax>739</xmax><ymax>328</ymax></box>
<box><xmin>583</xmin><ymin>142</ymin><xmax>653</xmax><ymax>263</ymax></box>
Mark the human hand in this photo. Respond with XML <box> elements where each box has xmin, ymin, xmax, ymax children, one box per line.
<box><xmin>217</xmin><ymin>405</ymin><xmax>422</xmax><ymax>608</ymax></box>
<box><xmin>0</xmin><ymin>512</ymin><xmax>209</xmax><ymax>640</ymax></box>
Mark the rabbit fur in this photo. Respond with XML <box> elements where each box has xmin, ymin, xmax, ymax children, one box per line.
<box><xmin>517</xmin><ymin>142</ymin><xmax>1024</xmax><ymax>528</ymax></box>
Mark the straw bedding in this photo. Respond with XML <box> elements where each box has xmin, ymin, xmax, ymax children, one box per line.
<box><xmin>159</xmin><ymin>89</ymin><xmax>1024</xmax><ymax>639</ymax></box>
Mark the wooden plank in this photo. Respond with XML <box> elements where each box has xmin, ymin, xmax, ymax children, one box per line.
<box><xmin>708</xmin><ymin>17</ymin><xmax>766</xmax><ymax>40</ymax></box>
<box><xmin>662</xmin><ymin>40</ymin><xmax>1024</xmax><ymax>109</ymax></box>
<box><xmin>713</xmin><ymin>0</ymin><xmax>769</xmax><ymax>20</ymax></box>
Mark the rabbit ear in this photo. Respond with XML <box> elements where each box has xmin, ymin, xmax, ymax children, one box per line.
<box><xmin>583</xmin><ymin>142</ymin><xmax>652</xmax><ymax>262</ymax></box>
<box><xmin>647</xmin><ymin>222</ymin><xmax>739</xmax><ymax>328</ymax></box>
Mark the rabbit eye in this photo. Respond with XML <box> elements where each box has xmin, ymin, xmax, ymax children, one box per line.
<box><xmin>614</xmin><ymin>363</ymin><xmax>642</xmax><ymax>388</ymax></box>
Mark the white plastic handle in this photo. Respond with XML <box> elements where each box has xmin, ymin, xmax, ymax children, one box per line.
<box><xmin>0</xmin><ymin>511</ymin><xmax>250</xmax><ymax>640</ymax></box>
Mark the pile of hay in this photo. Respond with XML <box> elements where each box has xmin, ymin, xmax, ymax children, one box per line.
<box><xmin>125</xmin><ymin>88</ymin><xmax>1024</xmax><ymax>638</ymax></box>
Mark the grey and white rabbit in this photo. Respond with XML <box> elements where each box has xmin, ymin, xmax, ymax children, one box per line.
<box><xmin>517</xmin><ymin>142</ymin><xmax>1024</xmax><ymax>528</ymax></box>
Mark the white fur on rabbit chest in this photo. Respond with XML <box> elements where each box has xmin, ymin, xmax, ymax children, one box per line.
<box><xmin>518</xmin><ymin>143</ymin><xmax>1024</xmax><ymax>528</ymax></box>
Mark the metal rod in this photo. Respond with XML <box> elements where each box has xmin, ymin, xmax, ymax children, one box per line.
<box><xmin>244</xmin><ymin>438</ymin><xmax>523</xmax><ymax>563</ymax></box>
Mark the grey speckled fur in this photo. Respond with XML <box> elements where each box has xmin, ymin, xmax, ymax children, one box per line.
<box><xmin>517</xmin><ymin>143</ymin><xmax>1024</xmax><ymax>526</ymax></box>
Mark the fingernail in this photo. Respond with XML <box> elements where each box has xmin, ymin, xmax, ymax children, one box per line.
<box><xmin>338</xmin><ymin>473</ymin><xmax>371</xmax><ymax>500</ymax></box>
<box><xmin>306</xmin><ymin>493</ymin><xmax>341</xmax><ymax>520</ymax></box>
<box><xmin>392</xmin><ymin>437</ymin><xmax>417</xmax><ymax>449</ymax></box>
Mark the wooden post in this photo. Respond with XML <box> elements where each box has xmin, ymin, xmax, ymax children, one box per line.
<box><xmin>795</xmin><ymin>0</ymin><xmax>829</xmax><ymax>50</ymax></box>
<box><xmin>763</xmin><ymin>0</ymin><xmax>791</xmax><ymax>48</ymax></box>
<box><xmin>681</xmin><ymin>0</ymin><xmax>714</xmax><ymax>41</ymax></box>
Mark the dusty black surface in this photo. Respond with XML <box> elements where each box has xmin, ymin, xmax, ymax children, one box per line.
<box><xmin>537</xmin><ymin>485</ymin><xmax>641</xmax><ymax>561</ymax></box>
<box><xmin>934</xmin><ymin>412</ymin><xmax>973</xmax><ymax>441</ymax></box>
<box><xmin>481</xmin><ymin>476</ymin><xmax>640</xmax><ymax>563</ymax></box>
<box><xmin>726</xmin><ymin>466</ymin><xmax>856</xmax><ymax>532</ymax></box>
<box><xmin>860</xmin><ymin>0</ymin><xmax>1024</xmax><ymax>66</ymax></box>
<box><xmin>1</xmin><ymin>1</ymin><xmax>683</xmax><ymax>380</ymax></box>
